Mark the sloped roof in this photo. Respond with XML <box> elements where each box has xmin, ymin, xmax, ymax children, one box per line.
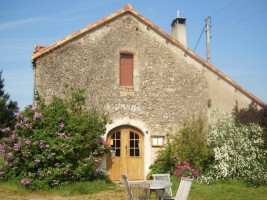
<box><xmin>32</xmin><ymin>4</ymin><xmax>265</xmax><ymax>107</ymax></box>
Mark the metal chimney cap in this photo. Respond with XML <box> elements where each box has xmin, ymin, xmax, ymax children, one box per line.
<box><xmin>171</xmin><ymin>17</ymin><xmax>186</xmax><ymax>27</ymax></box>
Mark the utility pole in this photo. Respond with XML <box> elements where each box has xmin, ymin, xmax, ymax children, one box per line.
<box><xmin>205</xmin><ymin>16</ymin><xmax>211</xmax><ymax>63</ymax></box>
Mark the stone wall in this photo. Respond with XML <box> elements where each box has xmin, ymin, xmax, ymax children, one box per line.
<box><xmin>35</xmin><ymin>13</ymin><xmax>208</xmax><ymax>135</ymax></box>
<box><xmin>34</xmin><ymin>13</ymin><xmax>219</xmax><ymax>175</ymax></box>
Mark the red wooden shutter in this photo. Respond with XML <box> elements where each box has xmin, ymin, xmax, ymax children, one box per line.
<box><xmin>120</xmin><ymin>54</ymin><xmax>133</xmax><ymax>86</ymax></box>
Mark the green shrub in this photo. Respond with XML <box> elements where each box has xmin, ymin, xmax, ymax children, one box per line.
<box><xmin>147</xmin><ymin>116</ymin><xmax>210</xmax><ymax>178</ymax></box>
<box><xmin>170</xmin><ymin>116</ymin><xmax>210</xmax><ymax>172</ymax></box>
<box><xmin>0</xmin><ymin>88</ymin><xmax>110</xmax><ymax>189</ymax></box>
<box><xmin>233</xmin><ymin>102</ymin><xmax>267</xmax><ymax>149</ymax></box>
<box><xmin>200</xmin><ymin>113</ymin><xmax>267</xmax><ymax>186</ymax></box>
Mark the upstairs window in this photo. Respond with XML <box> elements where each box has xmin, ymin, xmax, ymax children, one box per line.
<box><xmin>120</xmin><ymin>53</ymin><xmax>133</xmax><ymax>86</ymax></box>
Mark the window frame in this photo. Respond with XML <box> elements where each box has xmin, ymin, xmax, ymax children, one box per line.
<box><xmin>151</xmin><ymin>136</ymin><xmax>165</xmax><ymax>147</ymax></box>
<box><xmin>129</xmin><ymin>131</ymin><xmax>140</xmax><ymax>157</ymax></box>
<box><xmin>120</xmin><ymin>51</ymin><xmax>134</xmax><ymax>87</ymax></box>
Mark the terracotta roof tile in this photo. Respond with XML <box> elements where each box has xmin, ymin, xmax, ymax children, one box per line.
<box><xmin>32</xmin><ymin>4</ymin><xmax>265</xmax><ymax>107</ymax></box>
<box><xmin>124</xmin><ymin>3</ymin><xmax>133</xmax><ymax>11</ymax></box>
<box><xmin>33</xmin><ymin>45</ymin><xmax>46</xmax><ymax>54</ymax></box>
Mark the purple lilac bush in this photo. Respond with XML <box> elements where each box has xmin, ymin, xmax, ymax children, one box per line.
<box><xmin>0</xmin><ymin>89</ymin><xmax>110</xmax><ymax>189</ymax></box>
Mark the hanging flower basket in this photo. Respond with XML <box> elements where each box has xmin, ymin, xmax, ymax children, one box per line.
<box><xmin>92</xmin><ymin>140</ymin><xmax>111</xmax><ymax>156</ymax></box>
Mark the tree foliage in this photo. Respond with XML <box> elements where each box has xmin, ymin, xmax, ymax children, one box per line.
<box><xmin>0</xmin><ymin>70</ymin><xmax>18</xmax><ymax>138</ymax></box>
<box><xmin>233</xmin><ymin>102</ymin><xmax>267</xmax><ymax>149</ymax></box>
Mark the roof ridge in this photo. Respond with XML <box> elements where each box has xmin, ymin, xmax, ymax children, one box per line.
<box><xmin>32</xmin><ymin>4</ymin><xmax>265</xmax><ymax>107</ymax></box>
<box><xmin>32</xmin><ymin>6</ymin><xmax>127</xmax><ymax>60</ymax></box>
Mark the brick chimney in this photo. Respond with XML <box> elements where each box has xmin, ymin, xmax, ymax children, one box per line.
<box><xmin>171</xmin><ymin>11</ymin><xmax>187</xmax><ymax>47</ymax></box>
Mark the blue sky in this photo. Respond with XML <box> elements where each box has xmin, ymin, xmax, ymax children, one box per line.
<box><xmin>1</xmin><ymin>0</ymin><xmax>267</xmax><ymax>110</ymax></box>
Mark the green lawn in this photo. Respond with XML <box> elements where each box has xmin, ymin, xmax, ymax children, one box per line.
<box><xmin>189</xmin><ymin>181</ymin><xmax>267</xmax><ymax>200</ymax></box>
<box><xmin>0</xmin><ymin>178</ymin><xmax>266</xmax><ymax>200</ymax></box>
<box><xmin>170</xmin><ymin>177</ymin><xmax>267</xmax><ymax>200</ymax></box>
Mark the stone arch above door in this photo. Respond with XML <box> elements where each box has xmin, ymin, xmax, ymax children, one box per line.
<box><xmin>105</xmin><ymin>117</ymin><xmax>148</xmax><ymax>136</ymax></box>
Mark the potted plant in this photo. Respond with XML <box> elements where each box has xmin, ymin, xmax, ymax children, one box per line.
<box><xmin>110</xmin><ymin>149</ymin><xmax>115</xmax><ymax>157</ymax></box>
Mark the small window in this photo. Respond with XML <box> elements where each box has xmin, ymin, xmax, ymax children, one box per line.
<box><xmin>120</xmin><ymin>53</ymin><xmax>133</xmax><ymax>86</ymax></box>
<box><xmin>151</xmin><ymin>136</ymin><xmax>164</xmax><ymax>147</ymax></box>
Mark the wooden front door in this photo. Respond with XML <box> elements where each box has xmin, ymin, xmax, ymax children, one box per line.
<box><xmin>106</xmin><ymin>126</ymin><xmax>144</xmax><ymax>180</ymax></box>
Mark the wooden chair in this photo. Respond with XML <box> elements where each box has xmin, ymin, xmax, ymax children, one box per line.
<box><xmin>174</xmin><ymin>177</ymin><xmax>193</xmax><ymax>200</ymax></box>
<box><xmin>152</xmin><ymin>174</ymin><xmax>174</xmax><ymax>200</ymax></box>
<box><xmin>121</xmin><ymin>174</ymin><xmax>133</xmax><ymax>199</ymax></box>
<box><xmin>121</xmin><ymin>174</ymin><xmax>150</xmax><ymax>200</ymax></box>
<box><xmin>129</xmin><ymin>181</ymin><xmax>150</xmax><ymax>200</ymax></box>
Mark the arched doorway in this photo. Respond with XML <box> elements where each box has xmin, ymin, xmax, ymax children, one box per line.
<box><xmin>106</xmin><ymin>125</ymin><xmax>144</xmax><ymax>180</ymax></box>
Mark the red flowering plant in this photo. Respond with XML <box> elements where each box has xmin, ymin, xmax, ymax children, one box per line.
<box><xmin>174</xmin><ymin>163</ymin><xmax>199</xmax><ymax>179</ymax></box>
<box><xmin>92</xmin><ymin>140</ymin><xmax>111</xmax><ymax>156</ymax></box>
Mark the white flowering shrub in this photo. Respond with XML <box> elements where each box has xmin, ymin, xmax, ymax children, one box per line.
<box><xmin>200</xmin><ymin>113</ymin><xmax>267</xmax><ymax>186</ymax></box>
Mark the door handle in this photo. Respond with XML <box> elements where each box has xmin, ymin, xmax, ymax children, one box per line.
<box><xmin>125</xmin><ymin>144</ymin><xmax>127</xmax><ymax>154</ymax></box>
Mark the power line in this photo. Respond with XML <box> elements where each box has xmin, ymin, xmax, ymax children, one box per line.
<box><xmin>193</xmin><ymin>24</ymin><xmax>206</xmax><ymax>52</ymax></box>
<box><xmin>214</xmin><ymin>0</ymin><xmax>259</xmax><ymax>27</ymax></box>
<box><xmin>212</xmin><ymin>5</ymin><xmax>267</xmax><ymax>37</ymax></box>
<box><xmin>210</xmin><ymin>0</ymin><xmax>237</xmax><ymax>17</ymax></box>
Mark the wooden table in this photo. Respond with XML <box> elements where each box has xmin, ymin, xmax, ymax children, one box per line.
<box><xmin>148</xmin><ymin>180</ymin><xmax>173</xmax><ymax>200</ymax></box>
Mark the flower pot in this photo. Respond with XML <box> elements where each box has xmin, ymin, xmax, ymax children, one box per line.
<box><xmin>110</xmin><ymin>150</ymin><xmax>115</xmax><ymax>157</ymax></box>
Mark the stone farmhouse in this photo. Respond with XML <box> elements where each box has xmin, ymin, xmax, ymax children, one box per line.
<box><xmin>31</xmin><ymin>4</ymin><xmax>265</xmax><ymax>180</ymax></box>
